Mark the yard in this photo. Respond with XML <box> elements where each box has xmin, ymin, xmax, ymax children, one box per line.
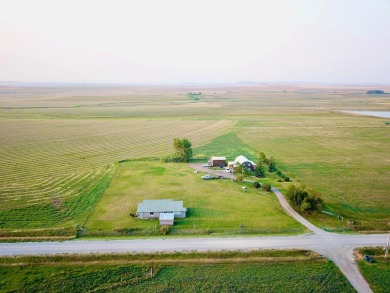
<box><xmin>84</xmin><ymin>161</ymin><xmax>305</xmax><ymax>236</ymax></box>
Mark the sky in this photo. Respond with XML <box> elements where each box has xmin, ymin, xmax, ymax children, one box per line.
<box><xmin>1</xmin><ymin>0</ymin><xmax>390</xmax><ymax>84</ymax></box>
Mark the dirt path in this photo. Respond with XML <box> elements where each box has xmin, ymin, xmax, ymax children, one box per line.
<box><xmin>271</xmin><ymin>187</ymin><xmax>373</xmax><ymax>293</ymax></box>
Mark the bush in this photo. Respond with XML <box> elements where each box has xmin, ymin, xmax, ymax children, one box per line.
<box><xmin>253</xmin><ymin>181</ymin><xmax>261</xmax><ymax>188</ymax></box>
<box><xmin>160</xmin><ymin>155</ymin><xmax>172</xmax><ymax>163</ymax></box>
<box><xmin>236</xmin><ymin>174</ymin><xmax>245</xmax><ymax>183</ymax></box>
<box><xmin>284</xmin><ymin>176</ymin><xmax>290</xmax><ymax>182</ymax></box>
<box><xmin>268</xmin><ymin>163</ymin><xmax>277</xmax><ymax>173</ymax></box>
<box><xmin>254</xmin><ymin>165</ymin><xmax>265</xmax><ymax>178</ymax></box>
<box><xmin>159</xmin><ymin>225</ymin><xmax>171</xmax><ymax>235</ymax></box>
<box><xmin>262</xmin><ymin>183</ymin><xmax>271</xmax><ymax>192</ymax></box>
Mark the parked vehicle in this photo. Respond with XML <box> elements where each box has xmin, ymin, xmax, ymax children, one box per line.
<box><xmin>201</xmin><ymin>174</ymin><xmax>213</xmax><ymax>180</ymax></box>
<box><xmin>364</xmin><ymin>255</ymin><xmax>375</xmax><ymax>263</ymax></box>
<box><xmin>202</xmin><ymin>164</ymin><xmax>210</xmax><ymax>167</ymax></box>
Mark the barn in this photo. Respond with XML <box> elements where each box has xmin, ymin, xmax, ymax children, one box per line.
<box><xmin>230</xmin><ymin>155</ymin><xmax>257</xmax><ymax>171</ymax></box>
<box><xmin>136</xmin><ymin>199</ymin><xmax>187</xmax><ymax>225</ymax></box>
<box><xmin>208</xmin><ymin>156</ymin><xmax>227</xmax><ymax>167</ymax></box>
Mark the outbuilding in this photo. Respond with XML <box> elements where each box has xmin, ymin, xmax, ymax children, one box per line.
<box><xmin>159</xmin><ymin>213</ymin><xmax>175</xmax><ymax>226</ymax></box>
<box><xmin>136</xmin><ymin>199</ymin><xmax>187</xmax><ymax>224</ymax></box>
<box><xmin>229</xmin><ymin>155</ymin><xmax>257</xmax><ymax>171</ymax></box>
<box><xmin>208</xmin><ymin>156</ymin><xmax>227</xmax><ymax>167</ymax></box>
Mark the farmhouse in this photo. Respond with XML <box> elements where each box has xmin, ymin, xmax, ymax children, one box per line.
<box><xmin>136</xmin><ymin>199</ymin><xmax>187</xmax><ymax>225</ymax></box>
<box><xmin>208</xmin><ymin>156</ymin><xmax>227</xmax><ymax>167</ymax></box>
<box><xmin>229</xmin><ymin>155</ymin><xmax>257</xmax><ymax>171</ymax></box>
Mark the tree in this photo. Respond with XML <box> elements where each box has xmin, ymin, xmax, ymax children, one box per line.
<box><xmin>173</xmin><ymin>138</ymin><xmax>193</xmax><ymax>162</ymax></box>
<box><xmin>253</xmin><ymin>164</ymin><xmax>265</xmax><ymax>178</ymax></box>
<box><xmin>286</xmin><ymin>184</ymin><xmax>323</xmax><ymax>214</ymax></box>
<box><xmin>268</xmin><ymin>156</ymin><xmax>277</xmax><ymax>172</ymax></box>
<box><xmin>258</xmin><ymin>152</ymin><xmax>268</xmax><ymax>164</ymax></box>
<box><xmin>233</xmin><ymin>162</ymin><xmax>243</xmax><ymax>174</ymax></box>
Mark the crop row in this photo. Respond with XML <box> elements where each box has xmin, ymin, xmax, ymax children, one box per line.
<box><xmin>0</xmin><ymin>261</ymin><xmax>355</xmax><ymax>292</ymax></box>
<box><xmin>0</xmin><ymin>119</ymin><xmax>231</xmax><ymax>215</ymax></box>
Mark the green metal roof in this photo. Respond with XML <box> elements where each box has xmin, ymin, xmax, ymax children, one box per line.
<box><xmin>137</xmin><ymin>199</ymin><xmax>186</xmax><ymax>213</ymax></box>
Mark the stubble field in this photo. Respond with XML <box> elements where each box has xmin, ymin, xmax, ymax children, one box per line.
<box><xmin>0</xmin><ymin>84</ymin><xmax>389</xmax><ymax>234</ymax></box>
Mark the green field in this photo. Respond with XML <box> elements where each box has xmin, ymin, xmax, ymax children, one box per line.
<box><xmin>0</xmin><ymin>85</ymin><xmax>389</xmax><ymax>234</ymax></box>
<box><xmin>0</xmin><ymin>250</ymin><xmax>355</xmax><ymax>292</ymax></box>
<box><xmin>84</xmin><ymin>161</ymin><xmax>304</xmax><ymax>235</ymax></box>
<box><xmin>356</xmin><ymin>247</ymin><xmax>390</xmax><ymax>293</ymax></box>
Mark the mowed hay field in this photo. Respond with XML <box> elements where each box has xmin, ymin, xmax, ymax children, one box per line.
<box><xmin>85</xmin><ymin>161</ymin><xmax>305</xmax><ymax>235</ymax></box>
<box><xmin>0</xmin><ymin>85</ymin><xmax>389</xmax><ymax>233</ymax></box>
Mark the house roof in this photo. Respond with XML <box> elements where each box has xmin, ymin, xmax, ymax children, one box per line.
<box><xmin>137</xmin><ymin>199</ymin><xmax>187</xmax><ymax>213</ymax></box>
<box><xmin>159</xmin><ymin>213</ymin><xmax>174</xmax><ymax>220</ymax></box>
<box><xmin>211</xmin><ymin>156</ymin><xmax>226</xmax><ymax>161</ymax></box>
<box><xmin>234</xmin><ymin>155</ymin><xmax>256</xmax><ymax>166</ymax></box>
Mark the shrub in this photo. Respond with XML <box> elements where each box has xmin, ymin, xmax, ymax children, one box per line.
<box><xmin>254</xmin><ymin>165</ymin><xmax>265</xmax><ymax>178</ymax></box>
<box><xmin>253</xmin><ymin>181</ymin><xmax>261</xmax><ymax>188</ymax></box>
<box><xmin>268</xmin><ymin>163</ymin><xmax>277</xmax><ymax>173</ymax></box>
<box><xmin>236</xmin><ymin>174</ymin><xmax>245</xmax><ymax>183</ymax></box>
<box><xmin>159</xmin><ymin>225</ymin><xmax>171</xmax><ymax>235</ymax></box>
<box><xmin>284</xmin><ymin>176</ymin><xmax>290</xmax><ymax>182</ymax></box>
<box><xmin>262</xmin><ymin>183</ymin><xmax>271</xmax><ymax>192</ymax></box>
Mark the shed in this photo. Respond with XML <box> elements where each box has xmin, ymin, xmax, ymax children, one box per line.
<box><xmin>159</xmin><ymin>213</ymin><xmax>175</xmax><ymax>226</ymax></box>
<box><xmin>208</xmin><ymin>156</ymin><xmax>227</xmax><ymax>167</ymax></box>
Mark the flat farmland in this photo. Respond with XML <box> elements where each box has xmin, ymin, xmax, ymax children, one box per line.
<box><xmin>0</xmin><ymin>85</ymin><xmax>389</xmax><ymax>233</ymax></box>
<box><xmin>85</xmin><ymin>161</ymin><xmax>305</xmax><ymax>235</ymax></box>
<box><xmin>0</xmin><ymin>250</ymin><xmax>355</xmax><ymax>292</ymax></box>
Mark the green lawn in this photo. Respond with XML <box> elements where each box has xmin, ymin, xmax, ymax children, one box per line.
<box><xmin>85</xmin><ymin>161</ymin><xmax>305</xmax><ymax>235</ymax></box>
<box><xmin>236</xmin><ymin>112</ymin><xmax>390</xmax><ymax>231</ymax></box>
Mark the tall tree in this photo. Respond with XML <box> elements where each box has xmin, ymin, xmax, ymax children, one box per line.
<box><xmin>173</xmin><ymin>138</ymin><xmax>193</xmax><ymax>162</ymax></box>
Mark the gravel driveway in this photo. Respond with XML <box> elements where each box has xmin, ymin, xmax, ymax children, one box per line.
<box><xmin>188</xmin><ymin>163</ymin><xmax>235</xmax><ymax>179</ymax></box>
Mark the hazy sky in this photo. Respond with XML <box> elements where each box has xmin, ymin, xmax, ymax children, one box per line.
<box><xmin>1</xmin><ymin>0</ymin><xmax>390</xmax><ymax>84</ymax></box>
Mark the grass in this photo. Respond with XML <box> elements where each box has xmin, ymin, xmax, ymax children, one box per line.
<box><xmin>193</xmin><ymin>131</ymin><xmax>255</xmax><ymax>160</ymax></box>
<box><xmin>356</xmin><ymin>247</ymin><xmax>390</xmax><ymax>292</ymax></box>
<box><xmin>0</xmin><ymin>250</ymin><xmax>355</xmax><ymax>292</ymax></box>
<box><xmin>236</xmin><ymin>112</ymin><xmax>390</xmax><ymax>230</ymax></box>
<box><xmin>0</xmin><ymin>85</ymin><xmax>389</xmax><ymax>234</ymax></box>
<box><xmin>84</xmin><ymin>161</ymin><xmax>305</xmax><ymax>236</ymax></box>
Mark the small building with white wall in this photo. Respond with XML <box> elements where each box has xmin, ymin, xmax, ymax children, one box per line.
<box><xmin>136</xmin><ymin>199</ymin><xmax>187</xmax><ymax>225</ymax></box>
